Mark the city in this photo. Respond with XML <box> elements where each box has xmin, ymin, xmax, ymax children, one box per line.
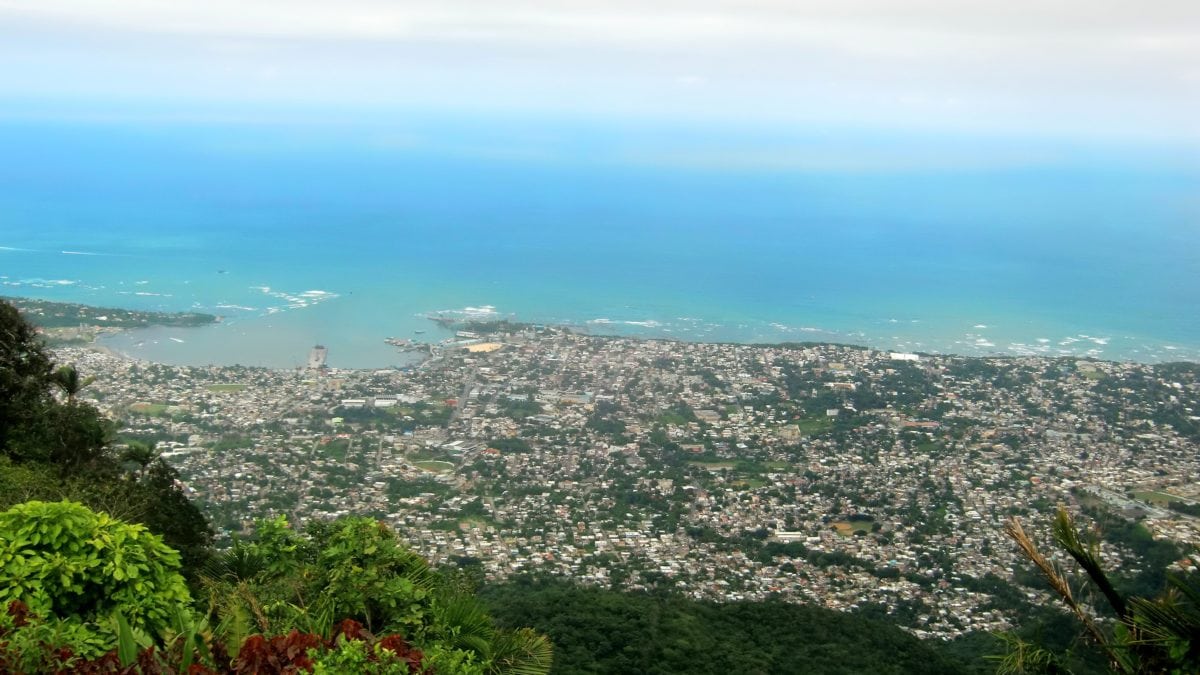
<box><xmin>56</xmin><ymin>323</ymin><xmax>1200</xmax><ymax>642</ymax></box>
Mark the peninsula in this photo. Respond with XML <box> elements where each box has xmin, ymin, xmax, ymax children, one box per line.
<box><xmin>6</xmin><ymin>296</ymin><xmax>219</xmax><ymax>346</ymax></box>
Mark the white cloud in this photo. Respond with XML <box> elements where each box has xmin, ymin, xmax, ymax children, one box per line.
<box><xmin>0</xmin><ymin>1</ymin><xmax>1197</xmax><ymax>140</ymax></box>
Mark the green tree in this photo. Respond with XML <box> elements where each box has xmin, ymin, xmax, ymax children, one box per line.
<box><xmin>51</xmin><ymin>363</ymin><xmax>94</xmax><ymax>405</ymax></box>
<box><xmin>120</xmin><ymin>440</ymin><xmax>160</xmax><ymax>478</ymax></box>
<box><xmin>0</xmin><ymin>301</ymin><xmax>114</xmax><ymax>474</ymax></box>
<box><xmin>0</xmin><ymin>299</ymin><xmax>213</xmax><ymax>573</ymax></box>
<box><xmin>20</xmin><ymin>401</ymin><xmax>113</xmax><ymax>474</ymax></box>
<box><xmin>134</xmin><ymin>459</ymin><xmax>215</xmax><ymax>577</ymax></box>
<box><xmin>0</xmin><ymin>299</ymin><xmax>53</xmax><ymax>458</ymax></box>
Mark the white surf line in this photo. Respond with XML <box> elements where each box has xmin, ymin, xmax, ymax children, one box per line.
<box><xmin>61</xmin><ymin>249</ymin><xmax>135</xmax><ymax>257</ymax></box>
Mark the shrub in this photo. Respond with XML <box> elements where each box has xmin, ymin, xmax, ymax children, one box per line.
<box><xmin>0</xmin><ymin>500</ymin><xmax>190</xmax><ymax>639</ymax></box>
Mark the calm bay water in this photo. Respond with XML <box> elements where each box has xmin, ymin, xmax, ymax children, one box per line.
<box><xmin>1</xmin><ymin>119</ymin><xmax>1198</xmax><ymax>367</ymax></box>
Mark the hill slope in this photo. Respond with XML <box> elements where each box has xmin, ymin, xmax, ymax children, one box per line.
<box><xmin>481</xmin><ymin>579</ymin><xmax>969</xmax><ymax>675</ymax></box>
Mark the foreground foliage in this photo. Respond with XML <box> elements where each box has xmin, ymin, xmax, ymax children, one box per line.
<box><xmin>1002</xmin><ymin>507</ymin><xmax>1200</xmax><ymax>674</ymax></box>
<box><xmin>0</xmin><ymin>501</ymin><xmax>550</xmax><ymax>674</ymax></box>
<box><xmin>0</xmin><ymin>299</ymin><xmax>214</xmax><ymax>576</ymax></box>
<box><xmin>0</xmin><ymin>500</ymin><xmax>191</xmax><ymax>663</ymax></box>
<box><xmin>200</xmin><ymin>515</ymin><xmax>551</xmax><ymax>674</ymax></box>
<box><xmin>2</xmin><ymin>605</ymin><xmax>437</xmax><ymax>674</ymax></box>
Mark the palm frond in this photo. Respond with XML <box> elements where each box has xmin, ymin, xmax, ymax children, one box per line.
<box><xmin>201</xmin><ymin>542</ymin><xmax>269</xmax><ymax>583</ymax></box>
<box><xmin>1126</xmin><ymin>572</ymin><xmax>1200</xmax><ymax>667</ymax></box>
<box><xmin>212</xmin><ymin>592</ymin><xmax>256</xmax><ymax>659</ymax></box>
<box><xmin>988</xmin><ymin>631</ymin><xmax>1064</xmax><ymax>675</ymax></box>
<box><xmin>1004</xmin><ymin>515</ymin><xmax>1117</xmax><ymax>664</ymax></box>
<box><xmin>488</xmin><ymin>627</ymin><xmax>553</xmax><ymax>675</ymax></box>
<box><xmin>1051</xmin><ymin>507</ymin><xmax>1127</xmax><ymax>619</ymax></box>
<box><xmin>437</xmin><ymin>592</ymin><xmax>496</xmax><ymax>657</ymax></box>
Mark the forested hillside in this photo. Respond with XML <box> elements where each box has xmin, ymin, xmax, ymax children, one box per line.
<box><xmin>480</xmin><ymin>579</ymin><xmax>968</xmax><ymax>675</ymax></box>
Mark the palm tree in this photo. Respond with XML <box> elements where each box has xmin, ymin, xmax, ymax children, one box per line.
<box><xmin>120</xmin><ymin>440</ymin><xmax>160</xmax><ymax>478</ymax></box>
<box><xmin>51</xmin><ymin>363</ymin><xmax>94</xmax><ymax>404</ymax></box>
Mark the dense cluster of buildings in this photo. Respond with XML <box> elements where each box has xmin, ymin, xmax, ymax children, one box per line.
<box><xmin>57</xmin><ymin>325</ymin><xmax>1200</xmax><ymax>640</ymax></box>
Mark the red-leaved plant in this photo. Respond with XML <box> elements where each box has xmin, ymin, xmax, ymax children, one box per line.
<box><xmin>1</xmin><ymin>602</ymin><xmax>428</xmax><ymax>674</ymax></box>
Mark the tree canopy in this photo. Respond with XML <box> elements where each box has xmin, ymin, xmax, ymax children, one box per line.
<box><xmin>0</xmin><ymin>299</ymin><xmax>214</xmax><ymax>574</ymax></box>
<box><xmin>480</xmin><ymin>578</ymin><xmax>967</xmax><ymax>675</ymax></box>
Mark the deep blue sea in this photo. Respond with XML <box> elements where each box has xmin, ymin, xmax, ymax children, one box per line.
<box><xmin>1</xmin><ymin>118</ymin><xmax>1198</xmax><ymax>367</ymax></box>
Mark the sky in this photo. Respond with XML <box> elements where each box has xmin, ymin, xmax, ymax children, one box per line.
<box><xmin>0</xmin><ymin>1</ymin><xmax>1198</xmax><ymax>147</ymax></box>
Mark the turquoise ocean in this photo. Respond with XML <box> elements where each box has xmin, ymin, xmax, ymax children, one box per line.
<box><xmin>1</xmin><ymin>118</ymin><xmax>1198</xmax><ymax>368</ymax></box>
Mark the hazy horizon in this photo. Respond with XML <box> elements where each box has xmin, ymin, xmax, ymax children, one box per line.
<box><xmin>2</xmin><ymin>1</ymin><xmax>1199</xmax><ymax>145</ymax></box>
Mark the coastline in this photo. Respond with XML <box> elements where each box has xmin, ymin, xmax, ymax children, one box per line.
<box><xmin>4</xmin><ymin>295</ymin><xmax>218</xmax><ymax>329</ymax></box>
<box><xmin>3</xmin><ymin>119</ymin><xmax>1198</xmax><ymax>372</ymax></box>
<box><xmin>13</xmin><ymin>294</ymin><xmax>1193</xmax><ymax>372</ymax></box>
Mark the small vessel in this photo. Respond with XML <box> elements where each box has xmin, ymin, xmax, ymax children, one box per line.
<box><xmin>414</xmin><ymin>330</ymin><xmax>426</xmax><ymax>334</ymax></box>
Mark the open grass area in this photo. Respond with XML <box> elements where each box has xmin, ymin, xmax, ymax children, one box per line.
<box><xmin>317</xmin><ymin>439</ymin><xmax>350</xmax><ymax>461</ymax></box>
<box><xmin>736</xmin><ymin>478</ymin><xmax>768</xmax><ymax>489</ymax></box>
<box><xmin>915</xmin><ymin>441</ymin><xmax>944</xmax><ymax>454</ymax></box>
<box><xmin>1133</xmin><ymin>490</ymin><xmax>1184</xmax><ymax>506</ymax></box>
<box><xmin>205</xmin><ymin>384</ymin><xmax>249</xmax><ymax>393</ymax></box>
<box><xmin>129</xmin><ymin>403</ymin><xmax>169</xmax><ymax>416</ymax></box>
<box><xmin>459</xmin><ymin>516</ymin><xmax>495</xmax><ymax>529</ymax></box>
<box><xmin>794</xmin><ymin>417</ymin><xmax>834</xmax><ymax>435</ymax></box>
<box><xmin>831</xmin><ymin>520</ymin><xmax>876</xmax><ymax>536</ymax></box>
<box><xmin>688</xmin><ymin>461</ymin><xmax>735</xmax><ymax>471</ymax></box>
<box><xmin>415</xmin><ymin>460</ymin><xmax>455</xmax><ymax>473</ymax></box>
<box><xmin>764</xmin><ymin>461</ymin><xmax>792</xmax><ymax>470</ymax></box>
